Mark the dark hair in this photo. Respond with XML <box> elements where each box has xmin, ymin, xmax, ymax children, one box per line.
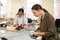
<box><xmin>17</xmin><ymin>8</ymin><xmax>24</xmax><ymax>15</ymax></box>
<box><xmin>18</xmin><ymin>8</ymin><xmax>24</xmax><ymax>13</ymax></box>
<box><xmin>31</xmin><ymin>4</ymin><xmax>42</xmax><ymax>11</ymax></box>
<box><xmin>42</xmin><ymin>8</ymin><xmax>49</xmax><ymax>13</ymax></box>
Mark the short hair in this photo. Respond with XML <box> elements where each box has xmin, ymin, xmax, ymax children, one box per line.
<box><xmin>31</xmin><ymin>4</ymin><xmax>42</xmax><ymax>11</ymax></box>
<box><xmin>18</xmin><ymin>8</ymin><xmax>24</xmax><ymax>13</ymax></box>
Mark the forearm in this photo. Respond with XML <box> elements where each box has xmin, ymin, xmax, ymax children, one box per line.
<box><xmin>38</xmin><ymin>30</ymin><xmax>55</xmax><ymax>36</ymax></box>
<box><xmin>38</xmin><ymin>32</ymin><xmax>45</xmax><ymax>36</ymax></box>
<box><xmin>44</xmin><ymin>31</ymin><xmax>55</xmax><ymax>37</ymax></box>
<box><xmin>38</xmin><ymin>31</ymin><xmax>55</xmax><ymax>38</ymax></box>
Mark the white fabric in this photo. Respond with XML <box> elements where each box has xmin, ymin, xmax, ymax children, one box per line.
<box><xmin>14</xmin><ymin>15</ymin><xmax>27</xmax><ymax>26</ymax></box>
<box><xmin>0</xmin><ymin>29</ymin><xmax>36</xmax><ymax>40</ymax></box>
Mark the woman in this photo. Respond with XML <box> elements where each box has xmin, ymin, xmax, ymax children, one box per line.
<box><xmin>31</xmin><ymin>4</ymin><xmax>59</xmax><ymax>40</ymax></box>
<box><xmin>14</xmin><ymin>8</ymin><xmax>27</xmax><ymax>30</ymax></box>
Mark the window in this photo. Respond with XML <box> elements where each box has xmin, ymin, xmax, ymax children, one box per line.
<box><xmin>25</xmin><ymin>0</ymin><xmax>40</xmax><ymax>20</ymax></box>
<box><xmin>54</xmin><ymin>0</ymin><xmax>60</xmax><ymax>19</ymax></box>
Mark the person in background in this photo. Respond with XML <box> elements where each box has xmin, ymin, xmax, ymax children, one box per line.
<box><xmin>14</xmin><ymin>8</ymin><xmax>27</xmax><ymax>30</ymax></box>
<box><xmin>31</xmin><ymin>4</ymin><xmax>59</xmax><ymax>40</ymax></box>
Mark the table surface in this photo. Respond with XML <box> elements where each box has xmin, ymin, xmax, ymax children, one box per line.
<box><xmin>0</xmin><ymin>26</ymin><xmax>41</xmax><ymax>40</ymax></box>
<box><xmin>0</xmin><ymin>29</ymin><xmax>36</xmax><ymax>40</ymax></box>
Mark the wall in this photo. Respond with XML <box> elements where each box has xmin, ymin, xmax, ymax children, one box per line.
<box><xmin>6</xmin><ymin>0</ymin><xmax>24</xmax><ymax>18</ymax></box>
<box><xmin>54</xmin><ymin>0</ymin><xmax>60</xmax><ymax>19</ymax></box>
<box><xmin>6</xmin><ymin>0</ymin><xmax>54</xmax><ymax>18</ymax></box>
<box><xmin>40</xmin><ymin>0</ymin><xmax>54</xmax><ymax>16</ymax></box>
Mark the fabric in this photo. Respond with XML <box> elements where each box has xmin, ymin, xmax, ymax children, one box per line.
<box><xmin>14</xmin><ymin>15</ymin><xmax>27</xmax><ymax>26</ymax></box>
<box><xmin>0</xmin><ymin>29</ymin><xmax>36</xmax><ymax>40</ymax></box>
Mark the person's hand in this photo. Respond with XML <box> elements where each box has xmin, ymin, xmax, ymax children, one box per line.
<box><xmin>39</xmin><ymin>32</ymin><xmax>45</xmax><ymax>36</ymax></box>
<box><xmin>14</xmin><ymin>25</ymin><xmax>19</xmax><ymax>28</ymax></box>
<box><xmin>34</xmin><ymin>32</ymin><xmax>45</xmax><ymax>36</ymax></box>
<box><xmin>21</xmin><ymin>24</ymin><xmax>26</xmax><ymax>26</ymax></box>
<box><xmin>14</xmin><ymin>25</ymin><xmax>17</xmax><ymax>27</ymax></box>
<box><xmin>33</xmin><ymin>32</ymin><xmax>40</xmax><ymax>36</ymax></box>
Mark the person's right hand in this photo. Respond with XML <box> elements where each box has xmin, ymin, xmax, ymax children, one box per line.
<box><xmin>22</xmin><ymin>24</ymin><xmax>26</xmax><ymax>26</ymax></box>
<box><xmin>33</xmin><ymin>32</ymin><xmax>40</xmax><ymax>36</ymax></box>
<box><xmin>14</xmin><ymin>25</ymin><xmax>19</xmax><ymax>28</ymax></box>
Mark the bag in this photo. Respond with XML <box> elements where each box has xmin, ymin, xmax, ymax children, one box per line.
<box><xmin>1</xmin><ymin>37</ymin><xmax>8</xmax><ymax>40</ymax></box>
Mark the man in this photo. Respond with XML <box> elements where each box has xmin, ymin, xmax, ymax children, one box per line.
<box><xmin>31</xmin><ymin>4</ymin><xmax>59</xmax><ymax>40</ymax></box>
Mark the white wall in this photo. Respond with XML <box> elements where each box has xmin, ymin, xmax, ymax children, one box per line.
<box><xmin>0</xmin><ymin>0</ymin><xmax>1</xmax><ymax>13</ymax></box>
<box><xmin>6</xmin><ymin>0</ymin><xmax>54</xmax><ymax>18</ymax></box>
<box><xmin>54</xmin><ymin>0</ymin><xmax>60</xmax><ymax>19</ymax></box>
<box><xmin>6</xmin><ymin>0</ymin><xmax>24</xmax><ymax>18</ymax></box>
<box><xmin>40</xmin><ymin>0</ymin><xmax>54</xmax><ymax>16</ymax></box>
